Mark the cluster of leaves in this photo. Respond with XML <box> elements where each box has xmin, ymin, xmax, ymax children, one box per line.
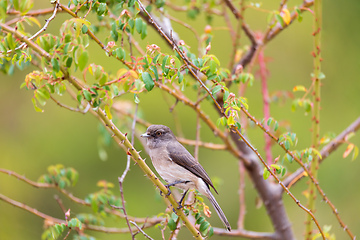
<box><xmin>84</xmin><ymin>180</ymin><xmax>122</xmax><ymax>214</ymax></box>
<box><xmin>278</xmin><ymin>132</ymin><xmax>298</xmax><ymax>151</ymax></box>
<box><xmin>38</xmin><ymin>164</ymin><xmax>79</xmax><ymax>189</ymax></box>
<box><xmin>291</xmin><ymin>73</ymin><xmax>323</xmax><ymax>114</ymax></box>
<box><xmin>261</xmin><ymin>117</ymin><xmax>280</xmax><ymax>132</ymax></box>
<box><xmin>41</xmin><ymin>218</ymin><xmax>84</xmax><ymax>240</ymax></box>
<box><xmin>263</xmin><ymin>163</ymin><xmax>286</xmax><ymax>180</ymax></box>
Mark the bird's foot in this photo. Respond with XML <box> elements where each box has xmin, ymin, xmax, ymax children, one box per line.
<box><xmin>160</xmin><ymin>185</ymin><xmax>172</xmax><ymax>197</ymax></box>
<box><xmin>176</xmin><ymin>202</ymin><xmax>184</xmax><ymax>209</ymax></box>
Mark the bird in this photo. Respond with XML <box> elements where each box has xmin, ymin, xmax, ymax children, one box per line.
<box><xmin>141</xmin><ymin>124</ymin><xmax>231</xmax><ymax>231</ymax></box>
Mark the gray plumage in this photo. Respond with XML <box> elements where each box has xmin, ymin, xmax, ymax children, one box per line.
<box><xmin>141</xmin><ymin>125</ymin><xmax>231</xmax><ymax>231</ymax></box>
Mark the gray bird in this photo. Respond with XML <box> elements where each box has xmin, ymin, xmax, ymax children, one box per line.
<box><xmin>141</xmin><ymin>124</ymin><xmax>231</xmax><ymax>231</ymax></box>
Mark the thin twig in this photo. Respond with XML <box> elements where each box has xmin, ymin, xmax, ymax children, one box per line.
<box><xmin>117</xmin><ymin>103</ymin><xmax>139</xmax><ymax>239</ymax></box>
<box><xmin>50</xmin><ymin>95</ymin><xmax>88</xmax><ymax>114</ymax></box>
<box><xmin>0</xmin><ymin>193</ymin><xmax>141</xmax><ymax>233</ymax></box>
<box><xmin>130</xmin><ymin>221</ymin><xmax>154</xmax><ymax>240</ymax></box>
<box><xmin>54</xmin><ymin>195</ymin><xmax>67</xmax><ymax>213</ymax></box>
<box><xmin>0</xmin><ymin>168</ymin><xmax>163</xmax><ymax>225</ymax></box>
<box><xmin>6</xmin><ymin>0</ymin><xmax>59</xmax><ymax>54</ymax></box>
<box><xmin>213</xmin><ymin>227</ymin><xmax>275</xmax><ymax>239</ymax></box>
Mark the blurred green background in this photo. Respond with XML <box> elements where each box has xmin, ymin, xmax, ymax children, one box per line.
<box><xmin>1</xmin><ymin>0</ymin><xmax>360</xmax><ymax>239</ymax></box>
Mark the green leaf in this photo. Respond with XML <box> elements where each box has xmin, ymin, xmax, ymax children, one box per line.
<box><xmin>66</xmin><ymin>57</ymin><xmax>73</xmax><ymax>68</ymax></box>
<box><xmin>196</xmin><ymin>216</ymin><xmax>205</xmax><ymax>225</ymax></box>
<box><xmin>104</xmin><ymin>105</ymin><xmax>112</xmax><ymax>120</ymax></box>
<box><xmin>284</xmin><ymin>153</ymin><xmax>293</xmax><ymax>163</ymax></box>
<box><xmin>177</xmin><ymin>72</ymin><xmax>183</xmax><ymax>84</ymax></box>
<box><xmin>352</xmin><ymin>145</ymin><xmax>359</xmax><ymax>161</ymax></box>
<box><xmin>128</xmin><ymin>0</ymin><xmax>135</xmax><ymax>7</ymax></box>
<box><xmin>167</xmin><ymin>218</ymin><xmax>177</xmax><ymax>231</ymax></box>
<box><xmin>78</xmin><ymin>51</ymin><xmax>88</xmax><ymax>71</ymax></box>
<box><xmin>208</xmin><ymin>226</ymin><xmax>214</xmax><ymax>237</ymax></box>
<box><xmin>141</xmin><ymin>23</ymin><xmax>147</xmax><ymax>39</ymax></box>
<box><xmin>68</xmin><ymin>218</ymin><xmax>82</xmax><ymax>229</ymax></box>
<box><xmin>142</xmin><ymin>72</ymin><xmax>154</xmax><ymax>91</ymax></box>
<box><xmin>96</xmin><ymin>3</ymin><xmax>107</xmax><ymax>15</ymax></box>
<box><xmin>115</xmin><ymin>47</ymin><xmax>125</xmax><ymax>61</ymax></box>
<box><xmin>317</xmin><ymin>72</ymin><xmax>326</xmax><ymax>80</ymax></box>
<box><xmin>212</xmin><ymin>85</ymin><xmax>222</xmax><ymax>96</ymax></box>
<box><xmin>209</xmin><ymin>60</ymin><xmax>216</xmax><ymax>74</ymax></box>
<box><xmin>199</xmin><ymin>221</ymin><xmax>210</xmax><ymax>233</ymax></box>
<box><xmin>162</xmin><ymin>55</ymin><xmax>169</xmax><ymax>73</ymax></box>
<box><xmin>51</xmin><ymin>58</ymin><xmax>60</xmax><ymax>72</ymax></box>
<box><xmin>135</xmin><ymin>18</ymin><xmax>142</xmax><ymax>34</ymax></box>
<box><xmin>284</xmin><ymin>140</ymin><xmax>290</xmax><ymax>150</ymax></box>
<box><xmin>83</xmin><ymin>89</ymin><xmax>92</xmax><ymax>101</ymax></box>
<box><xmin>275</xmin><ymin>13</ymin><xmax>285</xmax><ymax>28</ymax></box>
<box><xmin>31</xmin><ymin>98</ymin><xmax>43</xmax><ymax>112</ymax></box>
<box><xmin>150</xmin><ymin>66</ymin><xmax>159</xmax><ymax>81</ymax></box>
<box><xmin>81</xmin><ymin>24</ymin><xmax>88</xmax><ymax>34</ymax></box>
<box><xmin>223</xmin><ymin>90</ymin><xmax>229</xmax><ymax>102</ymax></box>
<box><xmin>274</xmin><ymin>121</ymin><xmax>279</xmax><ymax>131</ymax></box>
<box><xmin>263</xmin><ymin>168</ymin><xmax>270</xmax><ymax>180</ymax></box>
<box><xmin>227</xmin><ymin>115</ymin><xmax>235</xmax><ymax>126</ymax></box>
<box><xmin>152</xmin><ymin>53</ymin><xmax>161</xmax><ymax>64</ymax></box>
<box><xmin>58</xmin><ymin>179</ymin><xmax>66</xmax><ymax>189</ymax></box>
<box><xmin>234</xmin><ymin>121</ymin><xmax>241</xmax><ymax>130</ymax></box>
<box><xmin>113</xmin><ymin>85</ymin><xmax>119</xmax><ymax>96</ymax></box>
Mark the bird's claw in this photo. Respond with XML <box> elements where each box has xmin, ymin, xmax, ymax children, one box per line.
<box><xmin>160</xmin><ymin>185</ymin><xmax>172</xmax><ymax>197</ymax></box>
<box><xmin>176</xmin><ymin>202</ymin><xmax>184</xmax><ymax>209</ymax></box>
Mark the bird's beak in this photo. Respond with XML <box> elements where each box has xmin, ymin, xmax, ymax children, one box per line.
<box><xmin>140</xmin><ymin>133</ymin><xmax>150</xmax><ymax>138</ymax></box>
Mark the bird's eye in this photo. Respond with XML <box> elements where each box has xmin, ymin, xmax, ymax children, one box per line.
<box><xmin>156</xmin><ymin>131</ymin><xmax>162</xmax><ymax>136</ymax></box>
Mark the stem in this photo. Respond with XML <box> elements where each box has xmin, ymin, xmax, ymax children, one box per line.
<box><xmin>306</xmin><ymin>0</ymin><xmax>322</xmax><ymax>238</ymax></box>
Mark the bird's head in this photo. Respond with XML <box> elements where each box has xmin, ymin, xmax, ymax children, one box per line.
<box><xmin>141</xmin><ymin>125</ymin><xmax>176</xmax><ymax>148</ymax></box>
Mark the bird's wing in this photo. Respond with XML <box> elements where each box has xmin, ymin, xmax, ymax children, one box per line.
<box><xmin>167</xmin><ymin>141</ymin><xmax>218</xmax><ymax>194</ymax></box>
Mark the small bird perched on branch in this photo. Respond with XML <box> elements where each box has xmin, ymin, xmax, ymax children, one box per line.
<box><xmin>141</xmin><ymin>124</ymin><xmax>231</xmax><ymax>231</ymax></box>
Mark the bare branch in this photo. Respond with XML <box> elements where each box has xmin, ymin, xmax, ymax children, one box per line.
<box><xmin>117</xmin><ymin>103</ymin><xmax>139</xmax><ymax>239</ymax></box>
<box><xmin>130</xmin><ymin>221</ymin><xmax>154</xmax><ymax>240</ymax></box>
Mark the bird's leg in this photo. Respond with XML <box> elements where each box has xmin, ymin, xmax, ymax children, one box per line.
<box><xmin>177</xmin><ymin>189</ymin><xmax>189</xmax><ymax>209</ymax></box>
<box><xmin>160</xmin><ymin>180</ymin><xmax>190</xmax><ymax>197</ymax></box>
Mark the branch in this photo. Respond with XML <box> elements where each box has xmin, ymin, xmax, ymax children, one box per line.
<box><xmin>306</xmin><ymin>0</ymin><xmax>322</xmax><ymax>237</ymax></box>
<box><xmin>0</xmin><ymin>168</ymin><xmax>163</xmax><ymax>225</ymax></box>
<box><xmin>0</xmin><ymin>193</ymin><xmax>147</xmax><ymax>234</ymax></box>
<box><xmin>284</xmin><ymin>116</ymin><xmax>360</xmax><ymax>188</ymax></box>
<box><xmin>213</xmin><ymin>227</ymin><xmax>275</xmax><ymax>239</ymax></box>
<box><xmin>117</xmin><ymin>103</ymin><xmax>139</xmax><ymax>239</ymax></box>
<box><xmin>130</xmin><ymin>221</ymin><xmax>154</xmax><ymax>240</ymax></box>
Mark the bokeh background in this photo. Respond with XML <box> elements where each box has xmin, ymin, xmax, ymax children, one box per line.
<box><xmin>1</xmin><ymin>0</ymin><xmax>360</xmax><ymax>239</ymax></box>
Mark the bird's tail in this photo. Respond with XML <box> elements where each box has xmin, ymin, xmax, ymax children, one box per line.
<box><xmin>206</xmin><ymin>189</ymin><xmax>231</xmax><ymax>231</ymax></box>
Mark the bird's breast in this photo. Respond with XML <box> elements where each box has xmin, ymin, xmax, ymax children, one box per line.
<box><xmin>149</xmin><ymin>148</ymin><xmax>197</xmax><ymax>191</ymax></box>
